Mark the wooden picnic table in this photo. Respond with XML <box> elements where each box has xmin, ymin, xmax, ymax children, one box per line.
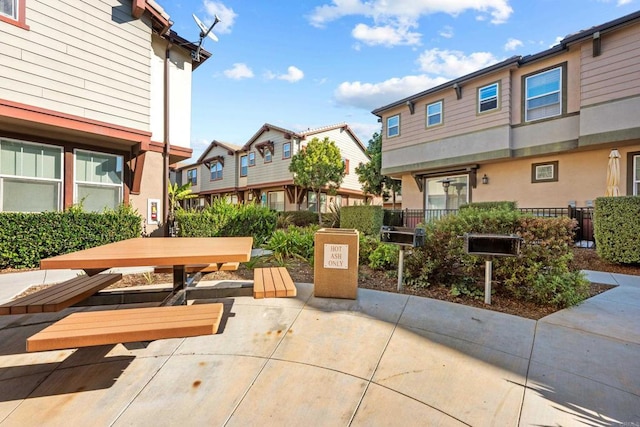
<box><xmin>40</xmin><ymin>237</ymin><xmax>254</xmax><ymax>304</ymax></box>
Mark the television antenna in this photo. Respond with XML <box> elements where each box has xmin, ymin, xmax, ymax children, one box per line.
<box><xmin>191</xmin><ymin>13</ymin><xmax>220</xmax><ymax>62</ymax></box>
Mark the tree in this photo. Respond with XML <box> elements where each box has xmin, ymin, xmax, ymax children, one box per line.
<box><xmin>289</xmin><ymin>137</ymin><xmax>345</xmax><ymax>225</ymax></box>
<box><xmin>355</xmin><ymin>132</ymin><xmax>402</xmax><ymax>208</ymax></box>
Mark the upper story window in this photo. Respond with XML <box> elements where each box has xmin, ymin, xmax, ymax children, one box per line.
<box><xmin>0</xmin><ymin>138</ymin><xmax>62</xmax><ymax>212</ymax></box>
<box><xmin>0</xmin><ymin>0</ymin><xmax>28</xmax><ymax>29</ymax></box>
<box><xmin>75</xmin><ymin>149</ymin><xmax>123</xmax><ymax>212</ymax></box>
<box><xmin>265</xmin><ymin>149</ymin><xmax>272</xmax><ymax>163</ymax></box>
<box><xmin>210</xmin><ymin>162</ymin><xmax>223</xmax><ymax>180</ymax></box>
<box><xmin>283</xmin><ymin>142</ymin><xmax>291</xmax><ymax>159</ymax></box>
<box><xmin>478</xmin><ymin>83</ymin><xmax>499</xmax><ymax>113</ymax></box>
<box><xmin>525</xmin><ymin>66</ymin><xmax>562</xmax><ymax>122</ymax></box>
<box><xmin>240</xmin><ymin>155</ymin><xmax>248</xmax><ymax>177</ymax></box>
<box><xmin>633</xmin><ymin>154</ymin><xmax>640</xmax><ymax>195</ymax></box>
<box><xmin>343</xmin><ymin>158</ymin><xmax>350</xmax><ymax>175</ymax></box>
<box><xmin>187</xmin><ymin>168</ymin><xmax>197</xmax><ymax>185</ymax></box>
<box><xmin>426</xmin><ymin>101</ymin><xmax>443</xmax><ymax>127</ymax></box>
<box><xmin>248</xmin><ymin>152</ymin><xmax>255</xmax><ymax>166</ymax></box>
<box><xmin>387</xmin><ymin>115</ymin><xmax>399</xmax><ymax>138</ymax></box>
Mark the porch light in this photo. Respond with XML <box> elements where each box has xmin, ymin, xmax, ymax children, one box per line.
<box><xmin>482</xmin><ymin>174</ymin><xmax>489</xmax><ymax>185</ymax></box>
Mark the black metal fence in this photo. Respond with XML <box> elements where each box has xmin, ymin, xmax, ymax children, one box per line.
<box><xmin>384</xmin><ymin>206</ymin><xmax>595</xmax><ymax>247</ymax></box>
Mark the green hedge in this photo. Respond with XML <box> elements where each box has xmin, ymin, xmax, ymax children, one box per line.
<box><xmin>340</xmin><ymin>205</ymin><xmax>383</xmax><ymax>236</ymax></box>
<box><xmin>175</xmin><ymin>199</ymin><xmax>277</xmax><ymax>246</ymax></box>
<box><xmin>594</xmin><ymin>196</ymin><xmax>640</xmax><ymax>263</ymax></box>
<box><xmin>459</xmin><ymin>201</ymin><xmax>518</xmax><ymax>211</ymax></box>
<box><xmin>279</xmin><ymin>210</ymin><xmax>319</xmax><ymax>227</ymax></box>
<box><xmin>0</xmin><ymin>207</ymin><xmax>142</xmax><ymax>269</ymax></box>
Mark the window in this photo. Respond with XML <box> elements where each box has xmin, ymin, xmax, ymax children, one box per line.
<box><xmin>426</xmin><ymin>101</ymin><xmax>443</xmax><ymax>127</ymax></box>
<box><xmin>75</xmin><ymin>150</ymin><xmax>123</xmax><ymax>212</ymax></box>
<box><xmin>525</xmin><ymin>66</ymin><xmax>562</xmax><ymax>122</ymax></box>
<box><xmin>478</xmin><ymin>83</ymin><xmax>499</xmax><ymax>113</ymax></box>
<box><xmin>0</xmin><ymin>0</ymin><xmax>16</xmax><ymax>19</ymax></box>
<box><xmin>343</xmin><ymin>158</ymin><xmax>349</xmax><ymax>175</ymax></box>
<box><xmin>283</xmin><ymin>142</ymin><xmax>291</xmax><ymax>159</ymax></box>
<box><xmin>387</xmin><ymin>115</ymin><xmax>399</xmax><ymax>138</ymax></box>
<box><xmin>187</xmin><ymin>168</ymin><xmax>197</xmax><ymax>185</ymax></box>
<box><xmin>248</xmin><ymin>152</ymin><xmax>255</xmax><ymax>166</ymax></box>
<box><xmin>268</xmin><ymin>191</ymin><xmax>285</xmax><ymax>211</ymax></box>
<box><xmin>531</xmin><ymin>161</ymin><xmax>559</xmax><ymax>183</ymax></box>
<box><xmin>0</xmin><ymin>138</ymin><xmax>62</xmax><ymax>212</ymax></box>
<box><xmin>240</xmin><ymin>155</ymin><xmax>248</xmax><ymax>177</ymax></box>
<box><xmin>424</xmin><ymin>175</ymin><xmax>468</xmax><ymax>211</ymax></box>
<box><xmin>264</xmin><ymin>149</ymin><xmax>272</xmax><ymax>163</ymax></box>
<box><xmin>210</xmin><ymin>162</ymin><xmax>223</xmax><ymax>180</ymax></box>
<box><xmin>633</xmin><ymin>154</ymin><xmax>639</xmax><ymax>195</ymax></box>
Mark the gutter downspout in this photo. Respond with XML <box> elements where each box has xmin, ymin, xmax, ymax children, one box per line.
<box><xmin>163</xmin><ymin>38</ymin><xmax>172</xmax><ymax>236</ymax></box>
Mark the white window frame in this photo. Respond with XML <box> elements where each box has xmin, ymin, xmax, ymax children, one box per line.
<box><xmin>426</xmin><ymin>101</ymin><xmax>443</xmax><ymax>127</ymax></box>
<box><xmin>478</xmin><ymin>82</ymin><xmax>499</xmax><ymax>113</ymax></box>
<box><xmin>210</xmin><ymin>162</ymin><xmax>223</xmax><ymax>180</ymax></box>
<box><xmin>0</xmin><ymin>0</ymin><xmax>17</xmax><ymax>20</ymax></box>
<box><xmin>283</xmin><ymin>142</ymin><xmax>291</xmax><ymax>159</ymax></box>
<box><xmin>240</xmin><ymin>155</ymin><xmax>248</xmax><ymax>177</ymax></box>
<box><xmin>248</xmin><ymin>152</ymin><xmax>255</xmax><ymax>166</ymax></box>
<box><xmin>187</xmin><ymin>168</ymin><xmax>197</xmax><ymax>185</ymax></box>
<box><xmin>74</xmin><ymin>149</ymin><xmax>123</xmax><ymax>211</ymax></box>
<box><xmin>264</xmin><ymin>149</ymin><xmax>272</xmax><ymax>163</ymax></box>
<box><xmin>633</xmin><ymin>154</ymin><xmax>639</xmax><ymax>195</ymax></box>
<box><xmin>387</xmin><ymin>115</ymin><xmax>399</xmax><ymax>138</ymax></box>
<box><xmin>0</xmin><ymin>138</ymin><xmax>63</xmax><ymax>212</ymax></box>
<box><xmin>525</xmin><ymin>66</ymin><xmax>562</xmax><ymax>122</ymax></box>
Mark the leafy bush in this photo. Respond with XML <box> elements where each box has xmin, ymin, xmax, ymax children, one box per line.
<box><xmin>263</xmin><ymin>225</ymin><xmax>317</xmax><ymax>265</ymax></box>
<box><xmin>358</xmin><ymin>233</ymin><xmax>380</xmax><ymax>265</ymax></box>
<box><xmin>594</xmin><ymin>196</ymin><xmax>640</xmax><ymax>263</ymax></box>
<box><xmin>0</xmin><ymin>204</ymin><xmax>142</xmax><ymax>269</ymax></box>
<box><xmin>278</xmin><ymin>210</ymin><xmax>319</xmax><ymax>227</ymax></box>
<box><xmin>175</xmin><ymin>199</ymin><xmax>277</xmax><ymax>245</ymax></box>
<box><xmin>368</xmin><ymin>243</ymin><xmax>399</xmax><ymax>270</ymax></box>
<box><xmin>341</xmin><ymin>205</ymin><xmax>383</xmax><ymax>236</ymax></box>
<box><xmin>403</xmin><ymin>208</ymin><xmax>589</xmax><ymax>307</ymax></box>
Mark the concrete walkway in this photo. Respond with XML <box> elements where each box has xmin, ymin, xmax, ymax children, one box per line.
<box><xmin>0</xmin><ymin>270</ymin><xmax>638</xmax><ymax>426</ymax></box>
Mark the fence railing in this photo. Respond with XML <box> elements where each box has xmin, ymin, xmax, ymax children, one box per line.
<box><xmin>383</xmin><ymin>206</ymin><xmax>595</xmax><ymax>247</ymax></box>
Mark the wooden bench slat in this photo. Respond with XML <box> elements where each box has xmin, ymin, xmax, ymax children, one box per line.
<box><xmin>0</xmin><ymin>274</ymin><xmax>122</xmax><ymax>316</ymax></box>
<box><xmin>26</xmin><ymin>303</ymin><xmax>224</xmax><ymax>352</ymax></box>
<box><xmin>153</xmin><ymin>262</ymin><xmax>239</xmax><ymax>275</ymax></box>
<box><xmin>252</xmin><ymin>267</ymin><xmax>296</xmax><ymax>299</ymax></box>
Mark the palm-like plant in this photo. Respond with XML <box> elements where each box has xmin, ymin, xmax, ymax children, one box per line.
<box><xmin>167</xmin><ymin>183</ymin><xmax>196</xmax><ymax>235</ymax></box>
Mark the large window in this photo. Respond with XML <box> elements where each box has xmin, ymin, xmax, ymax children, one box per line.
<box><xmin>525</xmin><ymin>66</ymin><xmax>562</xmax><ymax>122</ymax></box>
<box><xmin>426</xmin><ymin>101</ymin><xmax>443</xmax><ymax>127</ymax></box>
<box><xmin>307</xmin><ymin>192</ymin><xmax>327</xmax><ymax>213</ymax></box>
<box><xmin>187</xmin><ymin>168</ymin><xmax>197</xmax><ymax>185</ymax></box>
<box><xmin>0</xmin><ymin>0</ymin><xmax>17</xmax><ymax>20</ymax></box>
<box><xmin>268</xmin><ymin>191</ymin><xmax>285</xmax><ymax>211</ymax></box>
<box><xmin>387</xmin><ymin>115</ymin><xmax>399</xmax><ymax>138</ymax></box>
<box><xmin>478</xmin><ymin>83</ymin><xmax>499</xmax><ymax>113</ymax></box>
<box><xmin>0</xmin><ymin>139</ymin><xmax>62</xmax><ymax>212</ymax></box>
<box><xmin>240</xmin><ymin>155</ymin><xmax>248</xmax><ymax>177</ymax></box>
<box><xmin>424</xmin><ymin>175</ymin><xmax>468</xmax><ymax>211</ymax></box>
<box><xmin>210</xmin><ymin>162</ymin><xmax>223</xmax><ymax>180</ymax></box>
<box><xmin>75</xmin><ymin>150</ymin><xmax>123</xmax><ymax>212</ymax></box>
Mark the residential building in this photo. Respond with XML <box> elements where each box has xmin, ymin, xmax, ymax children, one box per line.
<box><xmin>0</xmin><ymin>0</ymin><xmax>208</xmax><ymax>233</ymax></box>
<box><xmin>177</xmin><ymin>123</ymin><xmax>371</xmax><ymax>212</ymax></box>
<box><xmin>372</xmin><ymin>11</ymin><xmax>640</xmax><ymax>212</ymax></box>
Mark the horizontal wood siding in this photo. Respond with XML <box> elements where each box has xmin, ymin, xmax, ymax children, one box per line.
<box><xmin>581</xmin><ymin>24</ymin><xmax>640</xmax><ymax>106</ymax></box>
<box><xmin>382</xmin><ymin>71</ymin><xmax>511</xmax><ymax>155</ymax></box>
<box><xmin>0</xmin><ymin>0</ymin><xmax>151</xmax><ymax>131</ymax></box>
<box><xmin>318</xmin><ymin>128</ymin><xmax>367</xmax><ymax>192</ymax></box>
<box><xmin>247</xmin><ymin>129</ymin><xmax>293</xmax><ymax>186</ymax></box>
<box><xmin>198</xmin><ymin>145</ymin><xmax>238</xmax><ymax>193</ymax></box>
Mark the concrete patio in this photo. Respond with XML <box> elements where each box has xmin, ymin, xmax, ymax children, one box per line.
<box><xmin>0</xmin><ymin>270</ymin><xmax>638</xmax><ymax>426</ymax></box>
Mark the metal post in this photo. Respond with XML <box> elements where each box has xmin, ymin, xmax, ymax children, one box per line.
<box><xmin>397</xmin><ymin>247</ymin><xmax>405</xmax><ymax>291</ymax></box>
<box><xmin>485</xmin><ymin>259</ymin><xmax>492</xmax><ymax>305</ymax></box>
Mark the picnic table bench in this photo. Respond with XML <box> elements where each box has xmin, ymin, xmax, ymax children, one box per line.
<box><xmin>253</xmin><ymin>267</ymin><xmax>297</xmax><ymax>299</ymax></box>
<box><xmin>0</xmin><ymin>273</ymin><xmax>123</xmax><ymax>315</ymax></box>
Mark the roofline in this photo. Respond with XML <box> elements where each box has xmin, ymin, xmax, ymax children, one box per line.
<box><xmin>302</xmin><ymin>123</ymin><xmax>368</xmax><ymax>155</ymax></box>
<box><xmin>371</xmin><ymin>10</ymin><xmax>640</xmax><ymax>116</ymax></box>
<box><xmin>195</xmin><ymin>140</ymin><xmax>242</xmax><ymax>163</ymax></box>
<box><xmin>242</xmin><ymin>123</ymin><xmax>300</xmax><ymax>151</ymax></box>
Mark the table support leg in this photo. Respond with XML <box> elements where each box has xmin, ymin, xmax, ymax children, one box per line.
<box><xmin>161</xmin><ymin>265</ymin><xmax>187</xmax><ymax>306</ymax></box>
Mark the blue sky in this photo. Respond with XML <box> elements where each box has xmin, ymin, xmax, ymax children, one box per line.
<box><xmin>162</xmin><ymin>0</ymin><xmax>638</xmax><ymax>160</ymax></box>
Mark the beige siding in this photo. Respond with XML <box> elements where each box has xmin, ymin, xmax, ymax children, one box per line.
<box><xmin>246</xmin><ymin>129</ymin><xmax>295</xmax><ymax>186</ymax></box>
<box><xmin>0</xmin><ymin>0</ymin><xmax>151</xmax><ymax>131</ymax></box>
<box><xmin>198</xmin><ymin>145</ymin><xmax>238</xmax><ymax>193</ymax></box>
<box><xmin>313</xmin><ymin>128</ymin><xmax>368</xmax><ymax>192</ymax></box>
<box><xmin>581</xmin><ymin>24</ymin><xmax>640</xmax><ymax>106</ymax></box>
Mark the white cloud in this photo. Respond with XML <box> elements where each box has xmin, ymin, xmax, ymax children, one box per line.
<box><xmin>223</xmin><ymin>63</ymin><xmax>254</xmax><ymax>80</ymax></box>
<box><xmin>617</xmin><ymin>0</ymin><xmax>632</xmax><ymax>5</ymax></box>
<box><xmin>334</xmin><ymin>74</ymin><xmax>449</xmax><ymax>110</ymax></box>
<box><xmin>439</xmin><ymin>25</ymin><xmax>454</xmax><ymax>39</ymax></box>
<box><xmin>551</xmin><ymin>36</ymin><xmax>563</xmax><ymax>48</ymax></box>
<box><xmin>266</xmin><ymin>66</ymin><xmax>305</xmax><ymax>83</ymax></box>
<box><xmin>417</xmin><ymin>48</ymin><xmax>501</xmax><ymax>78</ymax></box>
<box><xmin>203</xmin><ymin>0</ymin><xmax>237</xmax><ymax>34</ymax></box>
<box><xmin>352</xmin><ymin>23</ymin><xmax>421</xmax><ymax>46</ymax></box>
<box><xmin>504</xmin><ymin>38</ymin><xmax>523</xmax><ymax>51</ymax></box>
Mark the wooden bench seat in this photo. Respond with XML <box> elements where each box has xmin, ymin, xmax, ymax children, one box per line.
<box><xmin>253</xmin><ymin>267</ymin><xmax>297</xmax><ymax>299</ymax></box>
<box><xmin>26</xmin><ymin>303</ymin><xmax>224</xmax><ymax>352</ymax></box>
<box><xmin>153</xmin><ymin>262</ymin><xmax>240</xmax><ymax>275</ymax></box>
<box><xmin>0</xmin><ymin>273</ymin><xmax>123</xmax><ymax>316</ymax></box>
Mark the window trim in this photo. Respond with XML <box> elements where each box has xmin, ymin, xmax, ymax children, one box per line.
<box><xmin>0</xmin><ymin>0</ymin><xmax>29</xmax><ymax>30</ymax></box>
<box><xmin>248</xmin><ymin>151</ymin><xmax>255</xmax><ymax>167</ymax></box>
<box><xmin>478</xmin><ymin>82</ymin><xmax>500</xmax><ymax>114</ymax></box>
<box><xmin>531</xmin><ymin>161</ymin><xmax>559</xmax><ymax>183</ymax></box>
<box><xmin>426</xmin><ymin>100</ymin><xmax>443</xmax><ymax>128</ymax></box>
<box><xmin>283</xmin><ymin>142</ymin><xmax>291</xmax><ymax>159</ymax></box>
<box><xmin>187</xmin><ymin>168</ymin><xmax>197</xmax><ymax>186</ymax></box>
<box><xmin>628</xmin><ymin>152</ymin><xmax>640</xmax><ymax>196</ymax></box>
<box><xmin>210</xmin><ymin>162</ymin><xmax>223</xmax><ymax>181</ymax></box>
<box><xmin>523</xmin><ymin>64</ymin><xmax>565</xmax><ymax>123</ymax></box>
<box><xmin>240</xmin><ymin>155</ymin><xmax>248</xmax><ymax>177</ymax></box>
<box><xmin>387</xmin><ymin>115</ymin><xmax>400</xmax><ymax>138</ymax></box>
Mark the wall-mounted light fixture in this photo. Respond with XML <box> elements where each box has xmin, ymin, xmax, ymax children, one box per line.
<box><xmin>453</xmin><ymin>83</ymin><xmax>462</xmax><ymax>100</ymax></box>
<box><xmin>593</xmin><ymin>31</ymin><xmax>601</xmax><ymax>57</ymax></box>
<box><xmin>482</xmin><ymin>174</ymin><xmax>489</xmax><ymax>185</ymax></box>
<box><xmin>406</xmin><ymin>100</ymin><xmax>415</xmax><ymax>115</ymax></box>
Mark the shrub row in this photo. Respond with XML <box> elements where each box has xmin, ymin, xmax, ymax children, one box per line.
<box><xmin>594</xmin><ymin>196</ymin><xmax>640</xmax><ymax>264</ymax></box>
<box><xmin>0</xmin><ymin>205</ymin><xmax>141</xmax><ymax>269</ymax></box>
<box><xmin>341</xmin><ymin>205</ymin><xmax>383</xmax><ymax>236</ymax></box>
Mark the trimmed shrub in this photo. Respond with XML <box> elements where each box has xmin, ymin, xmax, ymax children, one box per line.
<box><xmin>175</xmin><ymin>199</ymin><xmax>277</xmax><ymax>246</ymax></box>
<box><xmin>341</xmin><ymin>205</ymin><xmax>384</xmax><ymax>236</ymax></box>
<box><xmin>0</xmin><ymin>205</ymin><xmax>142</xmax><ymax>269</ymax></box>
<box><xmin>459</xmin><ymin>201</ymin><xmax>518</xmax><ymax>211</ymax></box>
<box><xmin>279</xmin><ymin>210</ymin><xmax>319</xmax><ymax>228</ymax></box>
<box><xmin>594</xmin><ymin>196</ymin><xmax>640</xmax><ymax>264</ymax></box>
